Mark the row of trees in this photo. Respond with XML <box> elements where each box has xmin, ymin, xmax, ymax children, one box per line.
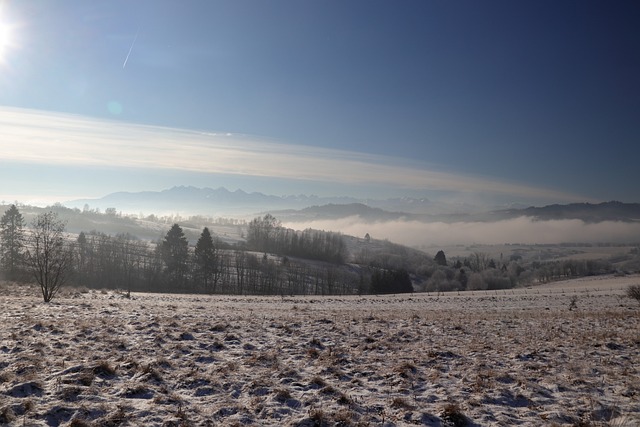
<box><xmin>0</xmin><ymin>206</ymin><xmax>369</xmax><ymax>300</ymax></box>
<box><xmin>73</xmin><ymin>224</ymin><xmax>351</xmax><ymax>296</ymax></box>
<box><xmin>73</xmin><ymin>226</ymin><xmax>364</xmax><ymax>297</ymax></box>
<box><xmin>246</xmin><ymin>214</ymin><xmax>347</xmax><ymax>263</ymax></box>
<box><xmin>370</xmin><ymin>269</ymin><xmax>413</xmax><ymax>294</ymax></box>
<box><xmin>418</xmin><ymin>251</ymin><xmax>614</xmax><ymax>293</ymax></box>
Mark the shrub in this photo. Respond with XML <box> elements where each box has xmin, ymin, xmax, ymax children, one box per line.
<box><xmin>626</xmin><ymin>284</ymin><xmax>640</xmax><ymax>304</ymax></box>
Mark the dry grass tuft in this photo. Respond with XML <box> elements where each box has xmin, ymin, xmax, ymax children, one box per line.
<box><xmin>59</xmin><ymin>385</ymin><xmax>83</xmax><ymax>402</ymax></box>
<box><xmin>308</xmin><ymin>407</ymin><xmax>328</xmax><ymax>425</ymax></box>
<box><xmin>336</xmin><ymin>392</ymin><xmax>353</xmax><ymax>406</ymax></box>
<box><xmin>306</xmin><ymin>347</ymin><xmax>320</xmax><ymax>359</ymax></box>
<box><xmin>320</xmin><ymin>385</ymin><xmax>338</xmax><ymax>395</ymax></box>
<box><xmin>92</xmin><ymin>360</ymin><xmax>117</xmax><ymax>377</ymax></box>
<box><xmin>77</xmin><ymin>370</ymin><xmax>95</xmax><ymax>386</ymax></box>
<box><xmin>273</xmin><ymin>387</ymin><xmax>292</xmax><ymax>402</ymax></box>
<box><xmin>68</xmin><ymin>417</ymin><xmax>92</xmax><ymax>427</ymax></box>
<box><xmin>441</xmin><ymin>402</ymin><xmax>468</xmax><ymax>427</ymax></box>
<box><xmin>249</xmin><ymin>350</ymin><xmax>279</xmax><ymax>367</ymax></box>
<box><xmin>310</xmin><ymin>375</ymin><xmax>327</xmax><ymax>388</ymax></box>
<box><xmin>97</xmin><ymin>404</ymin><xmax>128</xmax><ymax>426</ymax></box>
<box><xmin>393</xmin><ymin>361</ymin><xmax>417</xmax><ymax>378</ymax></box>
<box><xmin>0</xmin><ymin>406</ymin><xmax>16</xmax><ymax>424</ymax></box>
<box><xmin>391</xmin><ymin>396</ymin><xmax>414</xmax><ymax>410</ymax></box>
<box><xmin>140</xmin><ymin>363</ymin><xmax>164</xmax><ymax>382</ymax></box>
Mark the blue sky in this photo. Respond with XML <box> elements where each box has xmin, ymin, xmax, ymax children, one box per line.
<box><xmin>0</xmin><ymin>1</ymin><xmax>638</xmax><ymax>208</ymax></box>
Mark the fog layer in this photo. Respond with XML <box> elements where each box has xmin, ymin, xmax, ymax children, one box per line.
<box><xmin>283</xmin><ymin>217</ymin><xmax>640</xmax><ymax>246</ymax></box>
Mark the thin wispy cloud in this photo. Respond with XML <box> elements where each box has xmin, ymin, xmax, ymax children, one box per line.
<box><xmin>1</xmin><ymin>107</ymin><xmax>583</xmax><ymax>202</ymax></box>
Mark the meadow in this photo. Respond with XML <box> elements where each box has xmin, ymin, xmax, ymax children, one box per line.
<box><xmin>1</xmin><ymin>275</ymin><xmax>639</xmax><ymax>426</ymax></box>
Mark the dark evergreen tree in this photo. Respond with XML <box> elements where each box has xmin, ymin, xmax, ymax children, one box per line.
<box><xmin>456</xmin><ymin>268</ymin><xmax>468</xmax><ymax>289</ymax></box>
<box><xmin>161</xmin><ymin>224</ymin><xmax>189</xmax><ymax>291</ymax></box>
<box><xmin>194</xmin><ymin>227</ymin><xmax>219</xmax><ymax>293</ymax></box>
<box><xmin>434</xmin><ymin>250</ymin><xmax>447</xmax><ymax>266</ymax></box>
<box><xmin>0</xmin><ymin>204</ymin><xmax>26</xmax><ymax>281</ymax></box>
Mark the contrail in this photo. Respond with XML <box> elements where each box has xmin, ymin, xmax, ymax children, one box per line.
<box><xmin>122</xmin><ymin>28</ymin><xmax>139</xmax><ymax>69</ymax></box>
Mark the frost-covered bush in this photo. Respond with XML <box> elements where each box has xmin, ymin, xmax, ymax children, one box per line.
<box><xmin>627</xmin><ymin>284</ymin><xmax>640</xmax><ymax>304</ymax></box>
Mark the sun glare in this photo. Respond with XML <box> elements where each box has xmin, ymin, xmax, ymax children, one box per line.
<box><xmin>0</xmin><ymin>24</ymin><xmax>10</xmax><ymax>53</ymax></box>
<box><xmin>0</xmin><ymin>7</ymin><xmax>17</xmax><ymax>63</ymax></box>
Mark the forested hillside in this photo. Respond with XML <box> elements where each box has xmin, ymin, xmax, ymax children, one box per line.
<box><xmin>1</xmin><ymin>203</ymin><xmax>638</xmax><ymax>300</ymax></box>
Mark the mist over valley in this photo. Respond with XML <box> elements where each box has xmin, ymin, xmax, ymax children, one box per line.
<box><xmin>61</xmin><ymin>186</ymin><xmax>640</xmax><ymax>247</ymax></box>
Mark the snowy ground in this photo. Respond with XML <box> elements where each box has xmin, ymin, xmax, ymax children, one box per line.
<box><xmin>1</xmin><ymin>276</ymin><xmax>639</xmax><ymax>426</ymax></box>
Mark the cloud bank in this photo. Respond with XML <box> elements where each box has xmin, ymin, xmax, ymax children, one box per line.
<box><xmin>283</xmin><ymin>217</ymin><xmax>640</xmax><ymax>246</ymax></box>
<box><xmin>0</xmin><ymin>107</ymin><xmax>584</xmax><ymax>203</ymax></box>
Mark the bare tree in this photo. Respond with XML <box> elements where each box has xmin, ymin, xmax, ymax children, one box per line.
<box><xmin>246</xmin><ymin>214</ymin><xmax>281</xmax><ymax>253</ymax></box>
<box><xmin>25</xmin><ymin>212</ymin><xmax>72</xmax><ymax>302</ymax></box>
<box><xmin>234</xmin><ymin>250</ymin><xmax>247</xmax><ymax>295</ymax></box>
<box><xmin>468</xmin><ymin>252</ymin><xmax>490</xmax><ymax>272</ymax></box>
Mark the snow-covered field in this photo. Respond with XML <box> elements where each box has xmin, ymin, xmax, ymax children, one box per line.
<box><xmin>1</xmin><ymin>276</ymin><xmax>639</xmax><ymax>426</ymax></box>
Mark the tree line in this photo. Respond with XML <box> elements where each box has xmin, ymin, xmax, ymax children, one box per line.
<box><xmin>0</xmin><ymin>207</ymin><xmax>366</xmax><ymax>301</ymax></box>
<box><xmin>245</xmin><ymin>214</ymin><xmax>346</xmax><ymax>263</ymax></box>
<box><xmin>0</xmin><ymin>205</ymin><xmax>625</xmax><ymax>302</ymax></box>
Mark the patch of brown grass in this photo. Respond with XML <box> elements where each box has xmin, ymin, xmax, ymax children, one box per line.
<box><xmin>441</xmin><ymin>402</ymin><xmax>468</xmax><ymax>427</ymax></box>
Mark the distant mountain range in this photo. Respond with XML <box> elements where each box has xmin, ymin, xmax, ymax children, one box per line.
<box><xmin>66</xmin><ymin>187</ymin><xmax>640</xmax><ymax>223</ymax></box>
<box><xmin>67</xmin><ymin>186</ymin><xmax>351</xmax><ymax>216</ymax></box>
<box><xmin>272</xmin><ymin>201</ymin><xmax>640</xmax><ymax>224</ymax></box>
<box><xmin>495</xmin><ymin>201</ymin><xmax>640</xmax><ymax>223</ymax></box>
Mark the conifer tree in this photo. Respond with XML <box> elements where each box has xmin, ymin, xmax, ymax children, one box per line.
<box><xmin>0</xmin><ymin>204</ymin><xmax>26</xmax><ymax>281</ymax></box>
<box><xmin>434</xmin><ymin>250</ymin><xmax>447</xmax><ymax>266</ymax></box>
<box><xmin>161</xmin><ymin>224</ymin><xmax>189</xmax><ymax>290</ymax></box>
<box><xmin>194</xmin><ymin>227</ymin><xmax>219</xmax><ymax>293</ymax></box>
